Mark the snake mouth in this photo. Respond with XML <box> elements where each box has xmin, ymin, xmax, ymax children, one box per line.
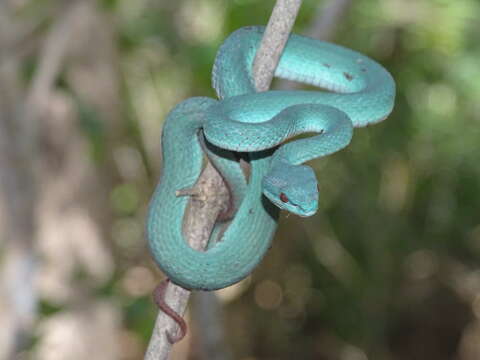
<box><xmin>286</xmin><ymin>206</ymin><xmax>317</xmax><ymax>217</ymax></box>
<box><xmin>263</xmin><ymin>190</ymin><xmax>317</xmax><ymax>217</ymax></box>
<box><xmin>297</xmin><ymin>208</ymin><xmax>317</xmax><ymax>217</ymax></box>
<box><xmin>295</xmin><ymin>203</ymin><xmax>318</xmax><ymax>217</ymax></box>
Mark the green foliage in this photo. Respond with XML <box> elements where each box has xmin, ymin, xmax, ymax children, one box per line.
<box><xmin>76</xmin><ymin>100</ymin><xmax>107</xmax><ymax>162</ymax></box>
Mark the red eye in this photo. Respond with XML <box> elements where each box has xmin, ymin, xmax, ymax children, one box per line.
<box><xmin>280</xmin><ymin>193</ymin><xmax>289</xmax><ymax>203</ymax></box>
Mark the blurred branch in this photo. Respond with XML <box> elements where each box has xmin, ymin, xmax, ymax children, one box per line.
<box><xmin>192</xmin><ymin>292</ymin><xmax>233</xmax><ymax>360</ymax></box>
<box><xmin>0</xmin><ymin>1</ymin><xmax>81</xmax><ymax>358</ymax></box>
<box><xmin>145</xmin><ymin>0</ymin><xmax>303</xmax><ymax>358</ymax></box>
<box><xmin>308</xmin><ymin>0</ymin><xmax>352</xmax><ymax>41</ymax></box>
<box><xmin>0</xmin><ymin>5</ymin><xmax>34</xmax><ymax>358</ymax></box>
<box><xmin>0</xmin><ymin>17</ymin><xmax>47</xmax><ymax>67</ymax></box>
<box><xmin>21</xmin><ymin>2</ymin><xmax>81</xmax><ymax>148</ymax></box>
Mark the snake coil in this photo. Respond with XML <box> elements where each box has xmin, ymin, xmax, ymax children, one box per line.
<box><xmin>147</xmin><ymin>26</ymin><xmax>395</xmax><ymax>291</ymax></box>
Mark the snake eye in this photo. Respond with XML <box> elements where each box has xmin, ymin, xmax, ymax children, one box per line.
<box><xmin>280</xmin><ymin>192</ymin><xmax>289</xmax><ymax>203</ymax></box>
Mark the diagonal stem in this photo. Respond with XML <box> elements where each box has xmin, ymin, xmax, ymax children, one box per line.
<box><xmin>252</xmin><ymin>0</ymin><xmax>303</xmax><ymax>92</ymax></box>
<box><xmin>144</xmin><ymin>1</ymin><xmax>303</xmax><ymax>358</ymax></box>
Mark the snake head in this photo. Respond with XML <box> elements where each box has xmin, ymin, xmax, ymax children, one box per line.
<box><xmin>262</xmin><ymin>163</ymin><xmax>319</xmax><ymax>217</ymax></box>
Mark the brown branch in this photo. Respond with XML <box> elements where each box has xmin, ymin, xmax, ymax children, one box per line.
<box><xmin>144</xmin><ymin>0</ymin><xmax>304</xmax><ymax>358</ymax></box>
<box><xmin>252</xmin><ymin>0</ymin><xmax>303</xmax><ymax>91</ymax></box>
<box><xmin>21</xmin><ymin>1</ymin><xmax>81</xmax><ymax>150</ymax></box>
<box><xmin>144</xmin><ymin>163</ymin><xmax>229</xmax><ymax>359</ymax></box>
<box><xmin>192</xmin><ymin>292</ymin><xmax>233</xmax><ymax>360</ymax></box>
<box><xmin>307</xmin><ymin>0</ymin><xmax>352</xmax><ymax>41</ymax></box>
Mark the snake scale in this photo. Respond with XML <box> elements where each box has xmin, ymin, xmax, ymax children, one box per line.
<box><xmin>147</xmin><ymin>26</ymin><xmax>395</xmax><ymax>291</ymax></box>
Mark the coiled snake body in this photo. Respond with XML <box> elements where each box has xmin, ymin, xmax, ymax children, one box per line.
<box><xmin>147</xmin><ymin>26</ymin><xmax>395</xmax><ymax>291</ymax></box>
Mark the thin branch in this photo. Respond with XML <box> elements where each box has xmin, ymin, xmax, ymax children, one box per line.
<box><xmin>0</xmin><ymin>16</ymin><xmax>47</xmax><ymax>67</ymax></box>
<box><xmin>252</xmin><ymin>0</ymin><xmax>303</xmax><ymax>91</ymax></box>
<box><xmin>144</xmin><ymin>0</ymin><xmax>303</xmax><ymax>358</ymax></box>
<box><xmin>192</xmin><ymin>292</ymin><xmax>233</xmax><ymax>360</ymax></box>
<box><xmin>308</xmin><ymin>0</ymin><xmax>352</xmax><ymax>41</ymax></box>
<box><xmin>20</xmin><ymin>1</ymin><xmax>81</xmax><ymax>151</ymax></box>
<box><xmin>144</xmin><ymin>163</ymin><xmax>230</xmax><ymax>360</ymax></box>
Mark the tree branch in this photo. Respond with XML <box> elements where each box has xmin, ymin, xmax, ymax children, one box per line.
<box><xmin>252</xmin><ymin>0</ymin><xmax>303</xmax><ymax>91</ymax></box>
<box><xmin>192</xmin><ymin>292</ymin><xmax>233</xmax><ymax>360</ymax></box>
<box><xmin>144</xmin><ymin>0</ymin><xmax>303</xmax><ymax>358</ymax></box>
<box><xmin>144</xmin><ymin>163</ymin><xmax>229</xmax><ymax>360</ymax></box>
<box><xmin>307</xmin><ymin>0</ymin><xmax>352</xmax><ymax>41</ymax></box>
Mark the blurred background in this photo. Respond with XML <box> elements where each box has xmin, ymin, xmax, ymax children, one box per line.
<box><xmin>1</xmin><ymin>0</ymin><xmax>480</xmax><ymax>359</ymax></box>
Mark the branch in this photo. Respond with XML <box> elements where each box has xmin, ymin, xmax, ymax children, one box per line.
<box><xmin>192</xmin><ymin>292</ymin><xmax>233</xmax><ymax>360</ymax></box>
<box><xmin>307</xmin><ymin>0</ymin><xmax>352</xmax><ymax>41</ymax></box>
<box><xmin>252</xmin><ymin>0</ymin><xmax>303</xmax><ymax>91</ymax></box>
<box><xmin>144</xmin><ymin>163</ymin><xmax>229</xmax><ymax>359</ymax></box>
<box><xmin>21</xmin><ymin>1</ymin><xmax>81</xmax><ymax>150</ymax></box>
<box><xmin>144</xmin><ymin>0</ymin><xmax>303</xmax><ymax>358</ymax></box>
<box><xmin>0</xmin><ymin>16</ymin><xmax>47</xmax><ymax>67</ymax></box>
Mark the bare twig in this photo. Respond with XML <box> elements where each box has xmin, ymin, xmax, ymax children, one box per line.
<box><xmin>0</xmin><ymin>17</ymin><xmax>47</xmax><ymax>66</ymax></box>
<box><xmin>192</xmin><ymin>292</ymin><xmax>233</xmax><ymax>360</ymax></box>
<box><xmin>308</xmin><ymin>0</ymin><xmax>352</xmax><ymax>41</ymax></box>
<box><xmin>21</xmin><ymin>2</ymin><xmax>81</xmax><ymax>150</ymax></box>
<box><xmin>144</xmin><ymin>0</ymin><xmax>303</xmax><ymax>358</ymax></box>
<box><xmin>252</xmin><ymin>0</ymin><xmax>303</xmax><ymax>91</ymax></box>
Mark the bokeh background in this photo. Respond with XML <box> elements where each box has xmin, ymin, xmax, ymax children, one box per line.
<box><xmin>1</xmin><ymin>0</ymin><xmax>480</xmax><ymax>359</ymax></box>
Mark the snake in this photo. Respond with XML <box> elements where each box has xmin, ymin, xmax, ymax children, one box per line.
<box><xmin>146</xmin><ymin>26</ymin><xmax>395</xmax><ymax>292</ymax></box>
